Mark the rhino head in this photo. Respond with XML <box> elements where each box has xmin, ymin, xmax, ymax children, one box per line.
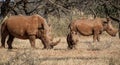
<box><xmin>39</xmin><ymin>25</ymin><xmax>60</xmax><ymax>49</ymax></box>
<box><xmin>102</xmin><ymin>17</ymin><xmax>118</xmax><ymax>36</ymax></box>
<box><xmin>36</xmin><ymin>15</ymin><xmax>60</xmax><ymax>49</ymax></box>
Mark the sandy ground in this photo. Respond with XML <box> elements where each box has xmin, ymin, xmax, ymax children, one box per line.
<box><xmin>0</xmin><ymin>35</ymin><xmax>120</xmax><ymax>65</ymax></box>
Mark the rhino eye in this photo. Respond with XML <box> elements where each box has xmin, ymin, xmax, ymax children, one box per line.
<box><xmin>109</xmin><ymin>28</ymin><xmax>112</xmax><ymax>31</ymax></box>
<box><xmin>38</xmin><ymin>27</ymin><xmax>42</xmax><ymax>30</ymax></box>
<box><xmin>103</xmin><ymin>21</ymin><xmax>108</xmax><ymax>24</ymax></box>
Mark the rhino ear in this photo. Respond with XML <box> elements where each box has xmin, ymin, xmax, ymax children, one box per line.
<box><xmin>103</xmin><ymin>21</ymin><xmax>108</xmax><ymax>24</ymax></box>
<box><xmin>102</xmin><ymin>18</ymin><xmax>109</xmax><ymax>27</ymax></box>
<box><xmin>106</xmin><ymin>17</ymin><xmax>109</xmax><ymax>21</ymax></box>
<box><xmin>102</xmin><ymin>18</ymin><xmax>109</xmax><ymax>24</ymax></box>
<box><xmin>41</xmin><ymin>24</ymin><xmax>45</xmax><ymax>29</ymax></box>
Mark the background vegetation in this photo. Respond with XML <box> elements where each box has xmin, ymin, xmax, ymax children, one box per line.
<box><xmin>0</xmin><ymin>0</ymin><xmax>120</xmax><ymax>37</ymax></box>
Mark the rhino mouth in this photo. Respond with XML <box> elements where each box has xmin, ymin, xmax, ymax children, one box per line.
<box><xmin>106</xmin><ymin>29</ymin><xmax>118</xmax><ymax>37</ymax></box>
<box><xmin>107</xmin><ymin>32</ymin><xmax>116</xmax><ymax>37</ymax></box>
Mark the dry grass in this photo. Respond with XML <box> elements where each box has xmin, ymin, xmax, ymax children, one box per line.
<box><xmin>0</xmin><ymin>34</ymin><xmax>120</xmax><ymax>65</ymax></box>
<box><xmin>47</xmin><ymin>15</ymin><xmax>71</xmax><ymax>37</ymax></box>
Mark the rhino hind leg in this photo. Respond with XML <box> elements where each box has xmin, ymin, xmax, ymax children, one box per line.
<box><xmin>0</xmin><ymin>30</ymin><xmax>9</xmax><ymax>48</ymax></box>
<box><xmin>7</xmin><ymin>35</ymin><xmax>14</xmax><ymax>49</ymax></box>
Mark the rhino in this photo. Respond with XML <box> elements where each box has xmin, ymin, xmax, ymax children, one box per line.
<box><xmin>67</xmin><ymin>17</ymin><xmax>118</xmax><ymax>49</ymax></box>
<box><xmin>0</xmin><ymin>14</ymin><xmax>60</xmax><ymax>49</ymax></box>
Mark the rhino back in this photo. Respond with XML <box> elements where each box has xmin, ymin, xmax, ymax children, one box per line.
<box><xmin>71</xmin><ymin>19</ymin><xmax>103</xmax><ymax>36</ymax></box>
<box><xmin>6</xmin><ymin>16</ymin><xmax>38</xmax><ymax>39</ymax></box>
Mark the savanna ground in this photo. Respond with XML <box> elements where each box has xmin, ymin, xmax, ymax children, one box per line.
<box><xmin>0</xmin><ymin>33</ymin><xmax>120</xmax><ymax>65</ymax></box>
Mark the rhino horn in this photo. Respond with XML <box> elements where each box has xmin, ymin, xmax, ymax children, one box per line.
<box><xmin>50</xmin><ymin>39</ymin><xmax>61</xmax><ymax>46</ymax></box>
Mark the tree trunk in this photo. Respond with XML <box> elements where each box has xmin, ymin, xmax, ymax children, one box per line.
<box><xmin>0</xmin><ymin>0</ymin><xmax>10</xmax><ymax>17</ymax></box>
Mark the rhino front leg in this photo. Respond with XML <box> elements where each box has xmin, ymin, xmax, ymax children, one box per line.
<box><xmin>97</xmin><ymin>34</ymin><xmax>100</xmax><ymax>42</ymax></box>
<box><xmin>67</xmin><ymin>33</ymin><xmax>73</xmax><ymax>49</ymax></box>
<box><xmin>41</xmin><ymin>39</ymin><xmax>46</xmax><ymax>49</ymax></box>
<box><xmin>0</xmin><ymin>30</ymin><xmax>8</xmax><ymax>48</ymax></box>
<box><xmin>29</xmin><ymin>35</ymin><xmax>36</xmax><ymax>48</ymax></box>
<box><xmin>93</xmin><ymin>34</ymin><xmax>97</xmax><ymax>42</ymax></box>
<box><xmin>67</xmin><ymin>32</ymin><xmax>77</xmax><ymax>49</ymax></box>
<box><xmin>93</xmin><ymin>30</ymin><xmax>100</xmax><ymax>42</ymax></box>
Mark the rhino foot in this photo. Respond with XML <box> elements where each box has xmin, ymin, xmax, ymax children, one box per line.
<box><xmin>67</xmin><ymin>45</ymin><xmax>76</xmax><ymax>50</ymax></box>
<box><xmin>0</xmin><ymin>46</ymin><xmax>5</xmax><ymax>48</ymax></box>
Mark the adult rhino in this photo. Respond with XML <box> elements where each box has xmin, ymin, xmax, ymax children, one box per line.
<box><xmin>0</xmin><ymin>14</ymin><xmax>60</xmax><ymax>49</ymax></box>
<box><xmin>67</xmin><ymin>17</ymin><xmax>118</xmax><ymax>49</ymax></box>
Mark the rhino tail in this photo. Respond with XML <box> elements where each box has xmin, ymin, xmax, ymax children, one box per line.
<box><xmin>1</xmin><ymin>22</ymin><xmax>7</xmax><ymax>36</ymax></box>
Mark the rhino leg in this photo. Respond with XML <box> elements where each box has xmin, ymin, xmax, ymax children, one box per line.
<box><xmin>71</xmin><ymin>41</ymin><xmax>77</xmax><ymax>49</ymax></box>
<box><xmin>97</xmin><ymin>34</ymin><xmax>100</xmax><ymax>42</ymax></box>
<box><xmin>7</xmin><ymin>35</ymin><xmax>14</xmax><ymax>49</ymax></box>
<box><xmin>93</xmin><ymin>35</ymin><xmax>97</xmax><ymax>42</ymax></box>
<box><xmin>93</xmin><ymin>30</ymin><xmax>100</xmax><ymax>42</ymax></box>
<box><xmin>41</xmin><ymin>40</ymin><xmax>47</xmax><ymax>49</ymax></box>
<box><xmin>67</xmin><ymin>33</ymin><xmax>77</xmax><ymax>49</ymax></box>
<box><xmin>67</xmin><ymin>41</ymin><xmax>76</xmax><ymax>49</ymax></box>
<box><xmin>29</xmin><ymin>35</ymin><xmax>36</xmax><ymax>48</ymax></box>
<box><xmin>0</xmin><ymin>30</ymin><xmax>8</xmax><ymax>48</ymax></box>
<box><xmin>67</xmin><ymin>33</ymin><xmax>73</xmax><ymax>49</ymax></box>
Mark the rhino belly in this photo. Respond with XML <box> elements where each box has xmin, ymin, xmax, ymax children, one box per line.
<box><xmin>76</xmin><ymin>23</ymin><xmax>94</xmax><ymax>36</ymax></box>
<box><xmin>78</xmin><ymin>30</ymin><xmax>93</xmax><ymax>36</ymax></box>
<box><xmin>7</xmin><ymin>26</ymin><xmax>29</xmax><ymax>39</ymax></box>
<box><xmin>77</xmin><ymin>27</ymin><xmax>93</xmax><ymax>36</ymax></box>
